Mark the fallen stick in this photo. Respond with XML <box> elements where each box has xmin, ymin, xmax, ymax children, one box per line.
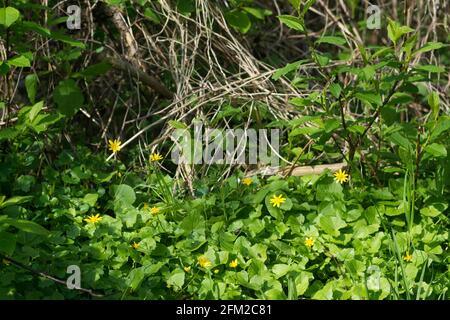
<box><xmin>106</xmin><ymin>55</ymin><xmax>173</xmax><ymax>99</ymax></box>
<box><xmin>246</xmin><ymin>162</ymin><xmax>347</xmax><ymax>177</ymax></box>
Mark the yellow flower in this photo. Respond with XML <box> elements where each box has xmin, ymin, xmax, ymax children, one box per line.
<box><xmin>334</xmin><ymin>169</ymin><xmax>349</xmax><ymax>184</ymax></box>
<box><xmin>150</xmin><ymin>153</ymin><xmax>163</xmax><ymax>162</ymax></box>
<box><xmin>403</xmin><ymin>253</ymin><xmax>413</xmax><ymax>262</ymax></box>
<box><xmin>108</xmin><ymin>139</ymin><xmax>122</xmax><ymax>154</ymax></box>
<box><xmin>270</xmin><ymin>194</ymin><xmax>286</xmax><ymax>208</ymax></box>
<box><xmin>198</xmin><ymin>256</ymin><xmax>212</xmax><ymax>268</ymax></box>
<box><xmin>214</xmin><ymin>269</ymin><xmax>219</xmax><ymax>274</ymax></box>
<box><xmin>184</xmin><ymin>266</ymin><xmax>191</xmax><ymax>272</ymax></box>
<box><xmin>229</xmin><ymin>259</ymin><xmax>238</xmax><ymax>268</ymax></box>
<box><xmin>304</xmin><ymin>237</ymin><xmax>315</xmax><ymax>249</ymax></box>
<box><xmin>84</xmin><ymin>213</ymin><xmax>103</xmax><ymax>224</ymax></box>
<box><xmin>150</xmin><ymin>207</ymin><xmax>160</xmax><ymax>215</ymax></box>
<box><xmin>242</xmin><ymin>177</ymin><xmax>253</xmax><ymax>186</ymax></box>
<box><xmin>131</xmin><ymin>242</ymin><xmax>140</xmax><ymax>249</ymax></box>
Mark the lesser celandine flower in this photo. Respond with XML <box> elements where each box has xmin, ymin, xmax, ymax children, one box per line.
<box><xmin>229</xmin><ymin>259</ymin><xmax>238</xmax><ymax>268</ymax></box>
<box><xmin>150</xmin><ymin>207</ymin><xmax>160</xmax><ymax>215</ymax></box>
<box><xmin>242</xmin><ymin>177</ymin><xmax>252</xmax><ymax>186</ymax></box>
<box><xmin>84</xmin><ymin>214</ymin><xmax>102</xmax><ymax>224</ymax></box>
<box><xmin>132</xmin><ymin>242</ymin><xmax>140</xmax><ymax>249</ymax></box>
<box><xmin>403</xmin><ymin>253</ymin><xmax>413</xmax><ymax>262</ymax></box>
<box><xmin>270</xmin><ymin>194</ymin><xmax>286</xmax><ymax>208</ymax></box>
<box><xmin>108</xmin><ymin>139</ymin><xmax>122</xmax><ymax>154</ymax></box>
<box><xmin>150</xmin><ymin>153</ymin><xmax>163</xmax><ymax>162</ymax></box>
<box><xmin>304</xmin><ymin>237</ymin><xmax>315</xmax><ymax>249</ymax></box>
<box><xmin>334</xmin><ymin>169</ymin><xmax>349</xmax><ymax>184</ymax></box>
<box><xmin>198</xmin><ymin>256</ymin><xmax>212</xmax><ymax>268</ymax></box>
<box><xmin>184</xmin><ymin>266</ymin><xmax>191</xmax><ymax>272</ymax></box>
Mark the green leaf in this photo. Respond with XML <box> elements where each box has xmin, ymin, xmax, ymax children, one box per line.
<box><xmin>176</xmin><ymin>0</ymin><xmax>195</xmax><ymax>16</ymax></box>
<box><xmin>179</xmin><ymin>212</ymin><xmax>205</xmax><ymax>236</ymax></box>
<box><xmin>355</xmin><ymin>92</ymin><xmax>382</xmax><ymax>107</ymax></box>
<box><xmin>402</xmin><ymin>34</ymin><xmax>417</xmax><ymax>57</ymax></box>
<box><xmin>225</xmin><ymin>10</ymin><xmax>251</xmax><ymax>34</ymax></box>
<box><xmin>168</xmin><ymin>120</ymin><xmax>188</xmax><ymax>129</ymax></box>
<box><xmin>312</xmin><ymin>282</ymin><xmax>334</xmax><ymax>299</ymax></box>
<box><xmin>0</xmin><ymin>62</ymin><xmax>10</xmax><ymax>75</ymax></box>
<box><xmin>22</xmin><ymin>21</ymin><xmax>51</xmax><ymax>36</ymax></box>
<box><xmin>414</xmin><ymin>65</ymin><xmax>445</xmax><ymax>73</ymax></box>
<box><xmin>1</xmin><ymin>218</ymin><xmax>50</xmax><ymax>236</ymax></box>
<box><xmin>121</xmin><ymin>209</ymin><xmax>138</xmax><ymax>228</ymax></box>
<box><xmin>0</xmin><ymin>196</ymin><xmax>33</xmax><ymax>209</ymax></box>
<box><xmin>405</xmin><ymin>264</ymin><xmax>418</xmax><ymax>281</ymax></box>
<box><xmin>7</xmin><ymin>55</ymin><xmax>31</xmax><ymax>67</ymax></box>
<box><xmin>25</xmin><ymin>74</ymin><xmax>39</xmax><ymax>103</ymax></box>
<box><xmin>144</xmin><ymin>7</ymin><xmax>160</xmax><ymax>24</ymax></box>
<box><xmin>289</xmin><ymin>97</ymin><xmax>315</xmax><ymax>108</ymax></box>
<box><xmin>167</xmin><ymin>270</ymin><xmax>185</xmax><ymax>288</ymax></box>
<box><xmin>319</xmin><ymin>215</ymin><xmax>346</xmax><ymax>237</ymax></box>
<box><xmin>430</xmin><ymin>117</ymin><xmax>450</xmax><ymax>141</ymax></box>
<box><xmin>264</xmin><ymin>288</ymin><xmax>286</xmax><ymax>300</ymax></box>
<box><xmin>427</xmin><ymin>92</ymin><xmax>440</xmax><ymax>119</ymax></box>
<box><xmin>83</xmin><ymin>193</ymin><xmax>98</xmax><ymax>207</ymax></box>
<box><xmin>424</xmin><ymin>143</ymin><xmax>447</xmax><ymax>158</ymax></box>
<box><xmin>323</xmin><ymin>119</ymin><xmax>340</xmax><ymax>133</ymax></box>
<box><xmin>387</xmin><ymin>19</ymin><xmax>414</xmax><ymax>44</ymax></box>
<box><xmin>128</xmin><ymin>267</ymin><xmax>145</xmax><ymax>291</ymax></box>
<box><xmin>138</xmin><ymin>238</ymin><xmax>156</xmax><ymax>252</ymax></box>
<box><xmin>420</xmin><ymin>205</ymin><xmax>442</xmax><ymax>218</ymax></box>
<box><xmin>53</xmin><ymin>79</ymin><xmax>84</xmax><ymax>117</ymax></box>
<box><xmin>348</xmin><ymin>125</ymin><xmax>365</xmax><ymax>134</ymax></box>
<box><xmin>389</xmin><ymin>132</ymin><xmax>412</xmax><ymax>150</ymax></box>
<box><xmin>75</xmin><ymin>62</ymin><xmax>112</xmax><ymax>79</ymax></box>
<box><xmin>50</xmin><ymin>31</ymin><xmax>86</xmax><ymax>48</ymax></box>
<box><xmin>0</xmin><ymin>127</ymin><xmax>19</xmax><ymax>140</ymax></box>
<box><xmin>288</xmin><ymin>0</ymin><xmax>301</xmax><ymax>11</ymax></box>
<box><xmin>315</xmin><ymin>36</ymin><xmax>346</xmax><ymax>46</ymax></box>
<box><xmin>272</xmin><ymin>264</ymin><xmax>290</xmax><ymax>278</ymax></box>
<box><xmin>277</xmin><ymin>15</ymin><xmax>304</xmax><ymax>32</ymax></box>
<box><xmin>30</xmin><ymin>113</ymin><xmax>63</xmax><ymax>133</ymax></box>
<box><xmin>0</xmin><ymin>232</ymin><xmax>16</xmax><ymax>255</ymax></box>
<box><xmin>0</xmin><ymin>7</ymin><xmax>20</xmax><ymax>28</ymax></box>
<box><xmin>413</xmin><ymin>42</ymin><xmax>445</xmax><ymax>56</ymax></box>
<box><xmin>112</xmin><ymin>184</ymin><xmax>136</xmax><ymax>205</ymax></box>
<box><xmin>28</xmin><ymin>101</ymin><xmax>44</xmax><ymax>123</ymax></box>
<box><xmin>272</xmin><ymin>60</ymin><xmax>307</xmax><ymax>80</ymax></box>
<box><xmin>329</xmin><ymin>83</ymin><xmax>342</xmax><ymax>99</ymax></box>
<box><xmin>361</xmin><ymin>66</ymin><xmax>376</xmax><ymax>80</ymax></box>
<box><xmin>302</xmin><ymin>0</ymin><xmax>317</xmax><ymax>16</ymax></box>
<box><xmin>315</xmin><ymin>53</ymin><xmax>330</xmax><ymax>66</ymax></box>
<box><xmin>295</xmin><ymin>272</ymin><xmax>312</xmax><ymax>295</ymax></box>
<box><xmin>316</xmin><ymin>180</ymin><xmax>343</xmax><ymax>201</ymax></box>
<box><xmin>424</xmin><ymin>244</ymin><xmax>442</xmax><ymax>255</ymax></box>
<box><xmin>242</xmin><ymin>7</ymin><xmax>271</xmax><ymax>20</ymax></box>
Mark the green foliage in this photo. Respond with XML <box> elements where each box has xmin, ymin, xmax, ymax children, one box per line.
<box><xmin>0</xmin><ymin>145</ymin><xmax>447</xmax><ymax>299</ymax></box>
<box><xmin>0</xmin><ymin>0</ymin><xmax>449</xmax><ymax>301</ymax></box>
